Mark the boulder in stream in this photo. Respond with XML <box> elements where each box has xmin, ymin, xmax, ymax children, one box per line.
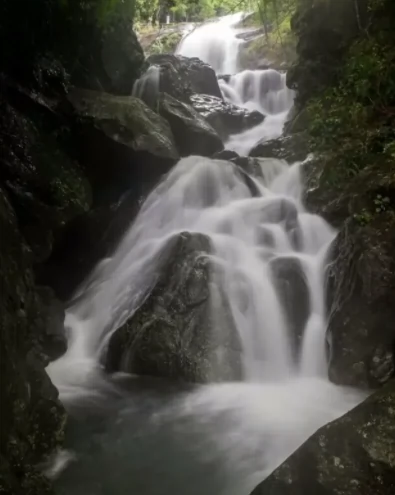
<box><xmin>269</xmin><ymin>256</ymin><xmax>310</xmax><ymax>357</ymax></box>
<box><xmin>158</xmin><ymin>93</ymin><xmax>224</xmax><ymax>157</ymax></box>
<box><xmin>190</xmin><ymin>93</ymin><xmax>264</xmax><ymax>140</ymax></box>
<box><xmin>251</xmin><ymin>380</ymin><xmax>395</xmax><ymax>495</ymax></box>
<box><xmin>249</xmin><ymin>133</ymin><xmax>309</xmax><ymax>163</ymax></box>
<box><xmin>67</xmin><ymin>88</ymin><xmax>179</xmax><ymax>205</ymax></box>
<box><xmin>145</xmin><ymin>54</ymin><xmax>223</xmax><ymax>102</ymax></box>
<box><xmin>106</xmin><ymin>232</ymin><xmax>242</xmax><ymax>383</ymax></box>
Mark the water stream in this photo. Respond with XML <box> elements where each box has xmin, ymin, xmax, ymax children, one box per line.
<box><xmin>49</xmin><ymin>13</ymin><xmax>363</xmax><ymax>495</ymax></box>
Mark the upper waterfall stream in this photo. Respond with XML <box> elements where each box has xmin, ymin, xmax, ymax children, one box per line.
<box><xmin>49</xmin><ymin>12</ymin><xmax>363</xmax><ymax>495</ymax></box>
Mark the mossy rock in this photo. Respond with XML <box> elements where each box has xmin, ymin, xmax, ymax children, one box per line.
<box><xmin>68</xmin><ymin>89</ymin><xmax>178</xmax><ymax>161</ymax></box>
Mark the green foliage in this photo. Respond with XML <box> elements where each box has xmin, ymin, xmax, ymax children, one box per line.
<box><xmin>373</xmin><ymin>194</ymin><xmax>391</xmax><ymax>213</ymax></box>
<box><xmin>353</xmin><ymin>209</ymin><xmax>373</xmax><ymax>226</ymax></box>
<box><xmin>307</xmin><ymin>31</ymin><xmax>395</xmax><ymax>186</ymax></box>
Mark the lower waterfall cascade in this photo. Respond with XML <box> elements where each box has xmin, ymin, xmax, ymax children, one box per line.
<box><xmin>48</xmin><ymin>12</ymin><xmax>365</xmax><ymax>495</ymax></box>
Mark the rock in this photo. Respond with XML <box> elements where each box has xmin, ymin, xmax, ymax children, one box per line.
<box><xmin>250</xmin><ymin>380</ymin><xmax>395</xmax><ymax>495</ymax></box>
<box><xmin>232</xmin><ymin>156</ymin><xmax>266</xmax><ymax>178</ymax></box>
<box><xmin>269</xmin><ymin>257</ymin><xmax>310</xmax><ymax>357</ymax></box>
<box><xmin>288</xmin><ymin>0</ymin><xmax>370</xmax><ymax>106</ymax></box>
<box><xmin>190</xmin><ymin>93</ymin><xmax>264</xmax><ymax>140</ymax></box>
<box><xmin>0</xmin><ymin>91</ymin><xmax>92</xmax><ymax>263</ymax></box>
<box><xmin>145</xmin><ymin>54</ymin><xmax>223</xmax><ymax>102</ymax></box>
<box><xmin>67</xmin><ymin>88</ymin><xmax>179</xmax><ymax>205</ymax></box>
<box><xmin>326</xmin><ymin>213</ymin><xmax>395</xmax><ymax>388</ymax></box>
<box><xmin>1</xmin><ymin>1</ymin><xmax>145</xmax><ymax>95</ymax></box>
<box><xmin>0</xmin><ymin>188</ymin><xmax>66</xmax><ymax>493</ymax></box>
<box><xmin>212</xmin><ymin>149</ymin><xmax>240</xmax><ymax>161</ymax></box>
<box><xmin>106</xmin><ymin>232</ymin><xmax>242</xmax><ymax>383</ymax></box>
<box><xmin>158</xmin><ymin>93</ymin><xmax>223</xmax><ymax>157</ymax></box>
<box><xmin>38</xmin><ymin>189</ymin><xmax>142</xmax><ymax>301</ymax></box>
<box><xmin>35</xmin><ymin>286</ymin><xmax>66</xmax><ymax>361</ymax></box>
<box><xmin>250</xmin><ymin>133</ymin><xmax>309</xmax><ymax>163</ymax></box>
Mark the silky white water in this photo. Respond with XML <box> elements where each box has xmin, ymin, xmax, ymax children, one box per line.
<box><xmin>49</xmin><ymin>12</ymin><xmax>363</xmax><ymax>495</ymax></box>
<box><xmin>176</xmin><ymin>12</ymin><xmax>246</xmax><ymax>74</ymax></box>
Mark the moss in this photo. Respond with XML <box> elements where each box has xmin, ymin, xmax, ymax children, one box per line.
<box><xmin>68</xmin><ymin>89</ymin><xmax>179</xmax><ymax>159</ymax></box>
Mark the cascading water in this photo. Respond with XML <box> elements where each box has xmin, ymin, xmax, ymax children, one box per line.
<box><xmin>49</xmin><ymin>12</ymin><xmax>363</xmax><ymax>495</ymax></box>
<box><xmin>176</xmin><ymin>12</ymin><xmax>245</xmax><ymax>74</ymax></box>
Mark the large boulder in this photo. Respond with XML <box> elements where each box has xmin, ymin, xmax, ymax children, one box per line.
<box><xmin>190</xmin><ymin>93</ymin><xmax>264</xmax><ymax>140</ymax></box>
<box><xmin>251</xmin><ymin>380</ymin><xmax>395</xmax><ymax>495</ymax></box>
<box><xmin>326</xmin><ymin>213</ymin><xmax>395</xmax><ymax>389</ymax></box>
<box><xmin>269</xmin><ymin>256</ymin><xmax>310</xmax><ymax>358</ymax></box>
<box><xmin>158</xmin><ymin>93</ymin><xmax>223</xmax><ymax>157</ymax></box>
<box><xmin>145</xmin><ymin>54</ymin><xmax>223</xmax><ymax>102</ymax></box>
<box><xmin>67</xmin><ymin>88</ymin><xmax>179</xmax><ymax>205</ymax></box>
<box><xmin>249</xmin><ymin>133</ymin><xmax>309</xmax><ymax>163</ymax></box>
<box><xmin>106</xmin><ymin>232</ymin><xmax>242</xmax><ymax>383</ymax></box>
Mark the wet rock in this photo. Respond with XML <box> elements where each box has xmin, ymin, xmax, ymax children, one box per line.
<box><xmin>269</xmin><ymin>256</ymin><xmax>310</xmax><ymax>356</ymax></box>
<box><xmin>249</xmin><ymin>133</ymin><xmax>309</xmax><ymax>163</ymax></box>
<box><xmin>232</xmin><ymin>156</ymin><xmax>265</xmax><ymax>178</ymax></box>
<box><xmin>326</xmin><ymin>213</ymin><xmax>395</xmax><ymax>388</ymax></box>
<box><xmin>35</xmin><ymin>286</ymin><xmax>66</xmax><ymax>361</ymax></box>
<box><xmin>38</xmin><ymin>189</ymin><xmax>142</xmax><ymax>301</ymax></box>
<box><xmin>0</xmin><ymin>188</ymin><xmax>66</xmax><ymax>493</ymax></box>
<box><xmin>106</xmin><ymin>232</ymin><xmax>242</xmax><ymax>383</ymax></box>
<box><xmin>67</xmin><ymin>88</ymin><xmax>179</xmax><ymax>205</ymax></box>
<box><xmin>0</xmin><ymin>93</ymin><xmax>92</xmax><ymax>262</ymax></box>
<box><xmin>212</xmin><ymin>149</ymin><xmax>240</xmax><ymax>161</ymax></box>
<box><xmin>146</xmin><ymin>54</ymin><xmax>223</xmax><ymax>102</ymax></box>
<box><xmin>158</xmin><ymin>93</ymin><xmax>223</xmax><ymax>157</ymax></box>
<box><xmin>251</xmin><ymin>380</ymin><xmax>395</xmax><ymax>495</ymax></box>
<box><xmin>190</xmin><ymin>93</ymin><xmax>264</xmax><ymax>140</ymax></box>
<box><xmin>260</xmin><ymin>198</ymin><xmax>298</xmax><ymax>227</ymax></box>
<box><xmin>288</xmin><ymin>0</ymin><xmax>370</xmax><ymax>106</ymax></box>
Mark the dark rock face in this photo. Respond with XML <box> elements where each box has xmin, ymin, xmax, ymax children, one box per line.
<box><xmin>158</xmin><ymin>93</ymin><xmax>223</xmax><ymax>157</ymax></box>
<box><xmin>251</xmin><ymin>380</ymin><xmax>395</xmax><ymax>495</ymax></box>
<box><xmin>270</xmin><ymin>257</ymin><xmax>310</xmax><ymax>357</ymax></box>
<box><xmin>249</xmin><ymin>133</ymin><xmax>309</xmax><ymax>163</ymax></box>
<box><xmin>326</xmin><ymin>215</ymin><xmax>395</xmax><ymax>388</ymax></box>
<box><xmin>303</xmin><ymin>156</ymin><xmax>395</xmax><ymax>389</ymax></box>
<box><xmin>67</xmin><ymin>88</ymin><xmax>179</xmax><ymax>206</ymax></box>
<box><xmin>146</xmin><ymin>54</ymin><xmax>223</xmax><ymax>102</ymax></box>
<box><xmin>106</xmin><ymin>232</ymin><xmax>242</xmax><ymax>383</ymax></box>
<box><xmin>0</xmin><ymin>188</ymin><xmax>66</xmax><ymax>494</ymax></box>
<box><xmin>0</xmin><ymin>88</ymin><xmax>92</xmax><ymax>263</ymax></box>
<box><xmin>0</xmin><ymin>1</ymin><xmax>145</xmax><ymax>96</ymax></box>
<box><xmin>37</xmin><ymin>189</ymin><xmax>142</xmax><ymax>301</ymax></box>
<box><xmin>288</xmin><ymin>0</ymin><xmax>369</xmax><ymax>106</ymax></box>
<box><xmin>190</xmin><ymin>93</ymin><xmax>264</xmax><ymax>140</ymax></box>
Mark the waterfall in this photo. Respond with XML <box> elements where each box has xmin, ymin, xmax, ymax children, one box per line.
<box><xmin>49</xmin><ymin>12</ymin><xmax>363</xmax><ymax>495</ymax></box>
<box><xmin>176</xmin><ymin>13</ymin><xmax>246</xmax><ymax>74</ymax></box>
